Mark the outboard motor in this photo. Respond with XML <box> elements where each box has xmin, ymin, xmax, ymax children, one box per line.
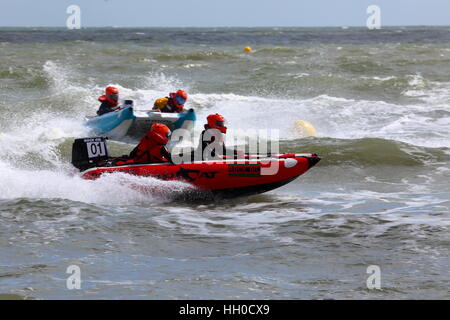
<box><xmin>71</xmin><ymin>137</ymin><xmax>109</xmax><ymax>171</ymax></box>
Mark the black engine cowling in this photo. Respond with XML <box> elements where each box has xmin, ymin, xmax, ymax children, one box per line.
<box><xmin>71</xmin><ymin>137</ymin><xmax>109</xmax><ymax>171</ymax></box>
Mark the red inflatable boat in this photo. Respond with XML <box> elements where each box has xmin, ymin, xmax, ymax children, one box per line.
<box><xmin>71</xmin><ymin>137</ymin><xmax>320</xmax><ymax>199</ymax></box>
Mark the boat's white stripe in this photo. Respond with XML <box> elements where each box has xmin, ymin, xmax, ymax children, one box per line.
<box><xmin>82</xmin><ymin>154</ymin><xmax>314</xmax><ymax>174</ymax></box>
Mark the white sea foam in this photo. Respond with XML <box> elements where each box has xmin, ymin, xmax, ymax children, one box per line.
<box><xmin>0</xmin><ymin>161</ymin><xmax>191</xmax><ymax>205</ymax></box>
<box><xmin>185</xmin><ymin>92</ymin><xmax>450</xmax><ymax>148</ymax></box>
<box><xmin>40</xmin><ymin>61</ymin><xmax>449</xmax><ymax>149</ymax></box>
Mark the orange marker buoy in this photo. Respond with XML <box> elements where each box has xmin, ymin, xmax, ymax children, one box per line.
<box><xmin>244</xmin><ymin>46</ymin><xmax>252</xmax><ymax>53</ymax></box>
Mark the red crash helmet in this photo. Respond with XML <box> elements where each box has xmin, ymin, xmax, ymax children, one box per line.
<box><xmin>148</xmin><ymin>123</ymin><xmax>171</xmax><ymax>145</ymax></box>
<box><xmin>105</xmin><ymin>86</ymin><xmax>119</xmax><ymax>105</ymax></box>
<box><xmin>169</xmin><ymin>90</ymin><xmax>188</xmax><ymax>109</ymax></box>
<box><xmin>206</xmin><ymin>113</ymin><xmax>227</xmax><ymax>134</ymax></box>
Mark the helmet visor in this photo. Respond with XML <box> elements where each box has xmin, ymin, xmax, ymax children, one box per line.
<box><xmin>216</xmin><ymin>120</ymin><xmax>225</xmax><ymax>127</ymax></box>
<box><xmin>175</xmin><ymin>95</ymin><xmax>186</xmax><ymax>106</ymax></box>
<box><xmin>108</xmin><ymin>94</ymin><xmax>119</xmax><ymax>101</ymax></box>
<box><xmin>166</xmin><ymin>131</ymin><xmax>171</xmax><ymax>138</ymax></box>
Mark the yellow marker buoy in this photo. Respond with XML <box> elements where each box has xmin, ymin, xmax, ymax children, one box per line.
<box><xmin>293</xmin><ymin>120</ymin><xmax>317</xmax><ymax>137</ymax></box>
<box><xmin>244</xmin><ymin>46</ymin><xmax>252</xmax><ymax>53</ymax></box>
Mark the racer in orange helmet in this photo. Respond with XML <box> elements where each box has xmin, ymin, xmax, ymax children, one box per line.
<box><xmin>206</xmin><ymin>113</ymin><xmax>227</xmax><ymax>134</ymax></box>
<box><xmin>97</xmin><ymin>86</ymin><xmax>120</xmax><ymax>116</ymax></box>
<box><xmin>153</xmin><ymin>90</ymin><xmax>188</xmax><ymax>113</ymax></box>
<box><xmin>196</xmin><ymin>114</ymin><xmax>241</xmax><ymax>160</ymax></box>
<box><xmin>114</xmin><ymin>123</ymin><xmax>173</xmax><ymax>165</ymax></box>
<box><xmin>129</xmin><ymin>123</ymin><xmax>172</xmax><ymax>164</ymax></box>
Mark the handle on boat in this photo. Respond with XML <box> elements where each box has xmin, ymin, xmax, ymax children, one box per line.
<box><xmin>134</xmin><ymin>108</ymin><xmax>194</xmax><ymax>113</ymax></box>
<box><xmin>221</xmin><ymin>153</ymin><xmax>278</xmax><ymax>160</ymax></box>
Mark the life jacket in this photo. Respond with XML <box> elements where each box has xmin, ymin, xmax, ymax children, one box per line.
<box><xmin>129</xmin><ymin>132</ymin><xmax>169</xmax><ymax>164</ymax></box>
<box><xmin>153</xmin><ymin>97</ymin><xmax>183</xmax><ymax>113</ymax></box>
<box><xmin>98</xmin><ymin>95</ymin><xmax>118</xmax><ymax>106</ymax></box>
<box><xmin>97</xmin><ymin>96</ymin><xmax>119</xmax><ymax>116</ymax></box>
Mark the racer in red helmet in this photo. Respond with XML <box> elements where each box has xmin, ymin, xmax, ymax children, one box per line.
<box><xmin>129</xmin><ymin>123</ymin><xmax>172</xmax><ymax>164</ymax></box>
<box><xmin>97</xmin><ymin>86</ymin><xmax>121</xmax><ymax>116</ymax></box>
<box><xmin>206</xmin><ymin>113</ymin><xmax>227</xmax><ymax>134</ymax></box>
<box><xmin>153</xmin><ymin>90</ymin><xmax>188</xmax><ymax>113</ymax></box>
<box><xmin>114</xmin><ymin>123</ymin><xmax>173</xmax><ymax>165</ymax></box>
<box><xmin>196</xmin><ymin>114</ymin><xmax>241</xmax><ymax>160</ymax></box>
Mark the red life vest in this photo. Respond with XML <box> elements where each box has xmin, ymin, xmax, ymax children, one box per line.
<box><xmin>130</xmin><ymin>132</ymin><xmax>168</xmax><ymax>164</ymax></box>
<box><xmin>98</xmin><ymin>95</ymin><xmax>118</xmax><ymax>106</ymax></box>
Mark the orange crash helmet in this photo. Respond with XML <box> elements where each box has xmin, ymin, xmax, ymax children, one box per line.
<box><xmin>105</xmin><ymin>86</ymin><xmax>119</xmax><ymax>105</ymax></box>
<box><xmin>169</xmin><ymin>90</ymin><xmax>188</xmax><ymax>109</ymax></box>
<box><xmin>148</xmin><ymin>123</ymin><xmax>171</xmax><ymax>145</ymax></box>
<box><xmin>206</xmin><ymin>113</ymin><xmax>227</xmax><ymax>134</ymax></box>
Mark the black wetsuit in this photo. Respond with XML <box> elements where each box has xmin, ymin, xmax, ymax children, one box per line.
<box><xmin>97</xmin><ymin>100</ymin><xmax>117</xmax><ymax>116</ymax></box>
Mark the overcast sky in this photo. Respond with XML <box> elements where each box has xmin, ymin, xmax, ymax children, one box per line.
<box><xmin>0</xmin><ymin>0</ymin><xmax>449</xmax><ymax>27</ymax></box>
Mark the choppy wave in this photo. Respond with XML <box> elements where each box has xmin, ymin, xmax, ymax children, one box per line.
<box><xmin>155</xmin><ymin>51</ymin><xmax>236</xmax><ymax>62</ymax></box>
<box><xmin>283</xmin><ymin>138</ymin><xmax>450</xmax><ymax>167</ymax></box>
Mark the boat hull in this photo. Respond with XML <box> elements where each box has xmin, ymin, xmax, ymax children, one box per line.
<box><xmin>81</xmin><ymin>153</ymin><xmax>320</xmax><ymax>199</ymax></box>
<box><xmin>85</xmin><ymin>107</ymin><xmax>196</xmax><ymax>140</ymax></box>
